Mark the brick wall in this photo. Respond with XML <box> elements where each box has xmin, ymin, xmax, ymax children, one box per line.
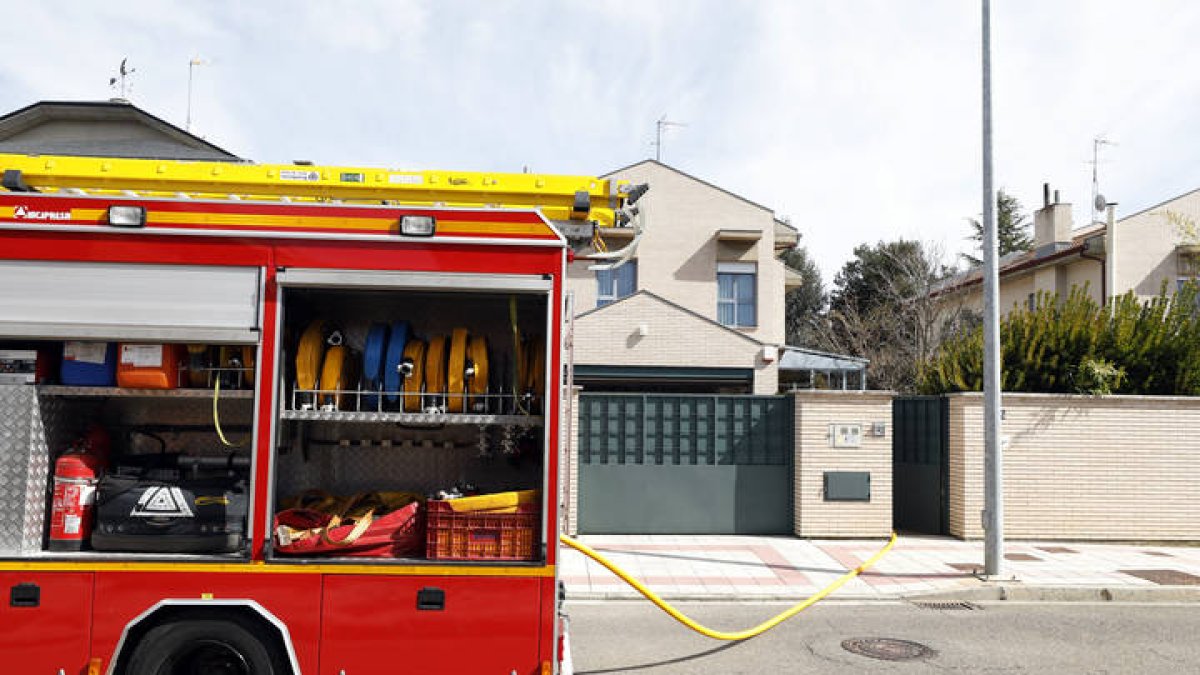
<box><xmin>793</xmin><ymin>391</ymin><xmax>894</xmax><ymax>538</ymax></box>
<box><xmin>573</xmin><ymin>292</ymin><xmax>778</xmax><ymax>394</ymax></box>
<box><xmin>948</xmin><ymin>392</ymin><xmax>1200</xmax><ymax>541</ymax></box>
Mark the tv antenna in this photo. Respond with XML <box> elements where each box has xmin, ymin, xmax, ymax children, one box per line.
<box><xmin>652</xmin><ymin>115</ymin><xmax>687</xmax><ymax>162</ymax></box>
<box><xmin>108</xmin><ymin>58</ymin><xmax>136</xmax><ymax>99</ymax></box>
<box><xmin>186</xmin><ymin>56</ymin><xmax>209</xmax><ymax>132</ymax></box>
<box><xmin>1090</xmin><ymin>136</ymin><xmax>1117</xmax><ymax>223</ymax></box>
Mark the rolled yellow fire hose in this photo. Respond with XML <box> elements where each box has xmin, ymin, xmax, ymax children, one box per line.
<box><xmin>467</xmin><ymin>335</ymin><xmax>489</xmax><ymax>410</ymax></box>
<box><xmin>425</xmin><ymin>335</ymin><xmax>448</xmax><ymax>409</ymax></box>
<box><xmin>318</xmin><ymin>345</ymin><xmax>344</xmax><ymax>409</ymax></box>
<box><xmin>559</xmin><ymin>531</ymin><xmax>897</xmax><ymax>641</ymax></box>
<box><xmin>295</xmin><ymin>321</ymin><xmax>325</xmax><ymax>391</ymax></box>
<box><xmin>401</xmin><ymin>339</ymin><xmax>427</xmax><ymax>412</ymax></box>
<box><xmin>447</xmin><ymin>328</ymin><xmax>469</xmax><ymax>413</ymax></box>
<box><xmin>524</xmin><ymin>337</ymin><xmax>544</xmax><ymax>396</ymax></box>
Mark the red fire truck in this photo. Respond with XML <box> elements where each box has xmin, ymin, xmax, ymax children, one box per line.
<box><xmin>0</xmin><ymin>153</ymin><xmax>643</xmax><ymax>674</ymax></box>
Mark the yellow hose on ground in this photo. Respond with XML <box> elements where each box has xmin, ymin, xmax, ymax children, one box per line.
<box><xmin>559</xmin><ymin>531</ymin><xmax>898</xmax><ymax>641</ymax></box>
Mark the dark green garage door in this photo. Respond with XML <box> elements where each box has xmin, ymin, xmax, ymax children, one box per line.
<box><xmin>578</xmin><ymin>394</ymin><xmax>794</xmax><ymax>534</ymax></box>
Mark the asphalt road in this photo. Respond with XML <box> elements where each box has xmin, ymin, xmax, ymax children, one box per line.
<box><xmin>567</xmin><ymin>600</ymin><xmax>1200</xmax><ymax>674</ymax></box>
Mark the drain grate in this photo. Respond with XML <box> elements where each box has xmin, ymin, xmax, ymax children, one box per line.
<box><xmin>842</xmin><ymin>637</ymin><xmax>936</xmax><ymax>662</ymax></box>
<box><xmin>913</xmin><ymin>600</ymin><xmax>981</xmax><ymax>611</ymax></box>
<box><xmin>1119</xmin><ymin>569</ymin><xmax>1200</xmax><ymax>586</ymax></box>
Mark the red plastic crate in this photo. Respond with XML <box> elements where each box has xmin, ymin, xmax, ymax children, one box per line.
<box><xmin>425</xmin><ymin>500</ymin><xmax>540</xmax><ymax>561</ymax></box>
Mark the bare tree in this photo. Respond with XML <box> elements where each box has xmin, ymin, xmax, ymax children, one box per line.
<box><xmin>821</xmin><ymin>240</ymin><xmax>973</xmax><ymax>392</ymax></box>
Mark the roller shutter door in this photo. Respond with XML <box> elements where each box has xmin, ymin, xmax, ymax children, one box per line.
<box><xmin>0</xmin><ymin>260</ymin><xmax>261</xmax><ymax>343</ymax></box>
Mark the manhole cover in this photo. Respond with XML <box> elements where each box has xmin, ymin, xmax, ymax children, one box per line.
<box><xmin>913</xmin><ymin>601</ymin><xmax>981</xmax><ymax>611</ymax></box>
<box><xmin>841</xmin><ymin>637</ymin><xmax>936</xmax><ymax>661</ymax></box>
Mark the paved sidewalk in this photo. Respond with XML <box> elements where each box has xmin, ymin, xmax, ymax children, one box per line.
<box><xmin>560</xmin><ymin>534</ymin><xmax>1200</xmax><ymax>602</ymax></box>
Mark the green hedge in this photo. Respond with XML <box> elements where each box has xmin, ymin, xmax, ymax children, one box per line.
<box><xmin>920</xmin><ymin>283</ymin><xmax>1200</xmax><ymax>395</ymax></box>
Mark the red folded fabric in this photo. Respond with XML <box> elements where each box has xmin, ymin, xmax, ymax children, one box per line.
<box><xmin>275</xmin><ymin>501</ymin><xmax>424</xmax><ymax>558</ymax></box>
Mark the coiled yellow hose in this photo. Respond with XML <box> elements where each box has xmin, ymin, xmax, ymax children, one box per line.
<box><xmin>559</xmin><ymin>531</ymin><xmax>897</xmax><ymax>641</ymax></box>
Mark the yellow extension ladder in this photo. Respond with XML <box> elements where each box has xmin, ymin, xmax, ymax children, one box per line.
<box><xmin>0</xmin><ymin>152</ymin><xmax>639</xmax><ymax>230</ymax></box>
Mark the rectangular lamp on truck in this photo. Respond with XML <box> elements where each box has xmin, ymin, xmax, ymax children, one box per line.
<box><xmin>399</xmin><ymin>215</ymin><xmax>435</xmax><ymax>236</ymax></box>
<box><xmin>106</xmin><ymin>205</ymin><xmax>147</xmax><ymax>228</ymax></box>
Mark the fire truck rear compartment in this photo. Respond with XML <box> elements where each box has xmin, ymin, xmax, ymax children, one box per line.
<box><xmin>270</xmin><ymin>284</ymin><xmax>550</xmax><ymax>562</ymax></box>
<box><xmin>0</xmin><ymin>341</ymin><xmax>257</xmax><ymax>560</ymax></box>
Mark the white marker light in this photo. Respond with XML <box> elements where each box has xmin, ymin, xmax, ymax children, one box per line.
<box><xmin>107</xmin><ymin>205</ymin><xmax>147</xmax><ymax>228</ymax></box>
<box><xmin>399</xmin><ymin>215</ymin><xmax>436</xmax><ymax>237</ymax></box>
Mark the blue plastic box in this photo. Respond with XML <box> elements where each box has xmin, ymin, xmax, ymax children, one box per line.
<box><xmin>60</xmin><ymin>341</ymin><xmax>117</xmax><ymax>386</ymax></box>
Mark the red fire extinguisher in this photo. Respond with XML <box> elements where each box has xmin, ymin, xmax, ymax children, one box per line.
<box><xmin>48</xmin><ymin>426</ymin><xmax>110</xmax><ymax>552</ymax></box>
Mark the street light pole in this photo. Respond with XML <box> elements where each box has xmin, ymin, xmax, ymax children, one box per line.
<box><xmin>981</xmin><ymin>0</ymin><xmax>1004</xmax><ymax>577</ymax></box>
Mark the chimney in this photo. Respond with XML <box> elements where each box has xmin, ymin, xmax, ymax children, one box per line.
<box><xmin>1033</xmin><ymin>184</ymin><xmax>1073</xmax><ymax>257</ymax></box>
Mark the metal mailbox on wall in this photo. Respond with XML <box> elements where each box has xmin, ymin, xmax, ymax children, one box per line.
<box><xmin>824</xmin><ymin>471</ymin><xmax>870</xmax><ymax>501</ymax></box>
<box><xmin>829</xmin><ymin>423</ymin><xmax>862</xmax><ymax>448</ymax></box>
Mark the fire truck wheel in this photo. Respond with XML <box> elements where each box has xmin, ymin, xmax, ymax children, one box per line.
<box><xmin>126</xmin><ymin>616</ymin><xmax>287</xmax><ymax>675</ymax></box>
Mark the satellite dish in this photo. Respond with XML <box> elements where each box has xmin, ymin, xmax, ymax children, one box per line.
<box><xmin>1094</xmin><ymin>194</ymin><xmax>1108</xmax><ymax>211</ymax></box>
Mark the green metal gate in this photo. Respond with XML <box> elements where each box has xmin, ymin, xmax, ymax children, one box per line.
<box><xmin>577</xmin><ymin>394</ymin><xmax>794</xmax><ymax>534</ymax></box>
<box><xmin>892</xmin><ymin>396</ymin><xmax>949</xmax><ymax>534</ymax></box>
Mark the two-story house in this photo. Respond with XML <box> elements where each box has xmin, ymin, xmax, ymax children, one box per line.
<box><xmin>936</xmin><ymin>183</ymin><xmax>1200</xmax><ymax>314</ymax></box>
<box><xmin>566</xmin><ymin>160</ymin><xmax>862</xmax><ymax>395</ymax></box>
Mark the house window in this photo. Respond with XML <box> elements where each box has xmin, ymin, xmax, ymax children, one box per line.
<box><xmin>1177</xmin><ymin>278</ymin><xmax>1200</xmax><ymax>313</ymax></box>
<box><xmin>597</xmin><ymin>260</ymin><xmax>637</xmax><ymax>307</ymax></box>
<box><xmin>718</xmin><ymin>262</ymin><xmax>757</xmax><ymax>327</ymax></box>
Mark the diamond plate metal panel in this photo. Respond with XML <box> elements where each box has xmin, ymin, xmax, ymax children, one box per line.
<box><xmin>0</xmin><ymin>386</ymin><xmax>45</xmax><ymax>554</ymax></box>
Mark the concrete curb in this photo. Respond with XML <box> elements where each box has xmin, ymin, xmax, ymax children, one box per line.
<box><xmin>564</xmin><ymin>591</ymin><xmax>911</xmax><ymax>603</ymax></box>
<box><xmin>565</xmin><ymin>585</ymin><xmax>1200</xmax><ymax>604</ymax></box>
<box><xmin>906</xmin><ymin>585</ymin><xmax>1200</xmax><ymax>604</ymax></box>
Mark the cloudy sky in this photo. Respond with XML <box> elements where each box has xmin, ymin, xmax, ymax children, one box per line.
<box><xmin>3</xmin><ymin>1</ymin><xmax>1199</xmax><ymax>283</ymax></box>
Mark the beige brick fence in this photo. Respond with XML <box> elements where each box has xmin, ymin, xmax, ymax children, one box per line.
<box><xmin>792</xmin><ymin>391</ymin><xmax>894</xmax><ymax>538</ymax></box>
<box><xmin>948</xmin><ymin>392</ymin><xmax>1200</xmax><ymax>541</ymax></box>
<box><xmin>563</xmin><ymin>389</ymin><xmax>1200</xmax><ymax>541</ymax></box>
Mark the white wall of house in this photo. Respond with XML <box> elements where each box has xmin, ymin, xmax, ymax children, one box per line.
<box><xmin>1001</xmin><ymin>273</ymin><xmax>1036</xmax><ymax>312</ymax></box>
<box><xmin>1114</xmin><ymin>188</ymin><xmax>1200</xmax><ymax>300</ymax></box>
<box><xmin>1063</xmin><ymin>256</ymin><xmax>1104</xmax><ymax>301</ymax></box>
<box><xmin>565</xmin><ymin>161</ymin><xmax>787</xmax><ymax>346</ymax></box>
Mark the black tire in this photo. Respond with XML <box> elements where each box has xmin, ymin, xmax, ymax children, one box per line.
<box><xmin>126</xmin><ymin>616</ymin><xmax>286</xmax><ymax>675</ymax></box>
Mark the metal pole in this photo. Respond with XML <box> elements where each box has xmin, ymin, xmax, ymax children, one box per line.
<box><xmin>981</xmin><ymin>0</ymin><xmax>1004</xmax><ymax>577</ymax></box>
<box><xmin>1105</xmin><ymin>203</ymin><xmax>1116</xmax><ymax>301</ymax></box>
<box><xmin>655</xmin><ymin>118</ymin><xmax>663</xmax><ymax>162</ymax></box>
<box><xmin>187</xmin><ymin>60</ymin><xmax>195</xmax><ymax>132</ymax></box>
